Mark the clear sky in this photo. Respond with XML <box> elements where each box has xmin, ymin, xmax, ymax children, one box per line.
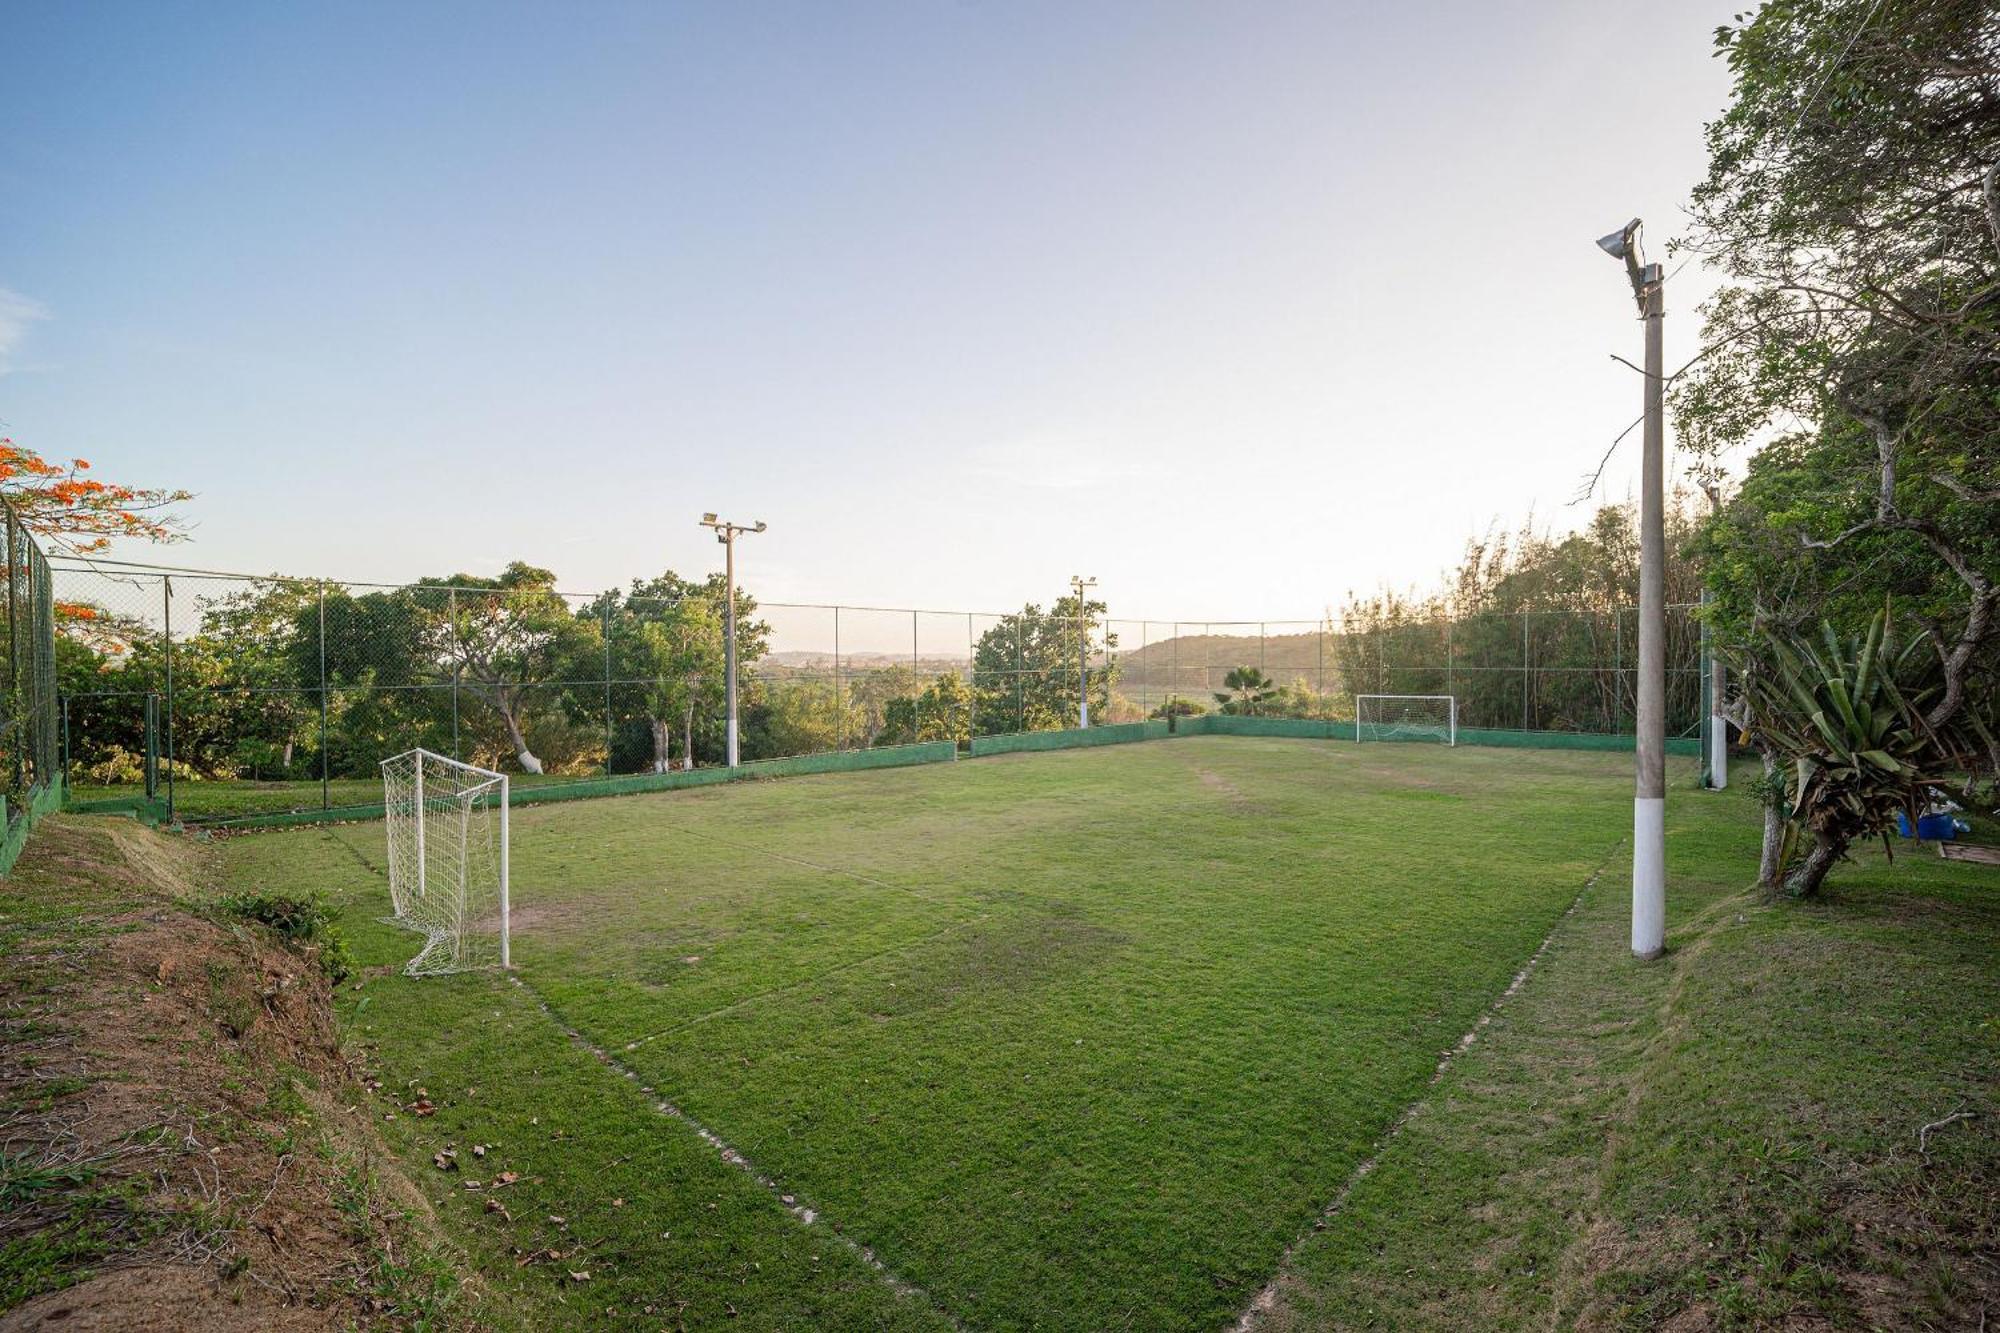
<box><xmin>2</xmin><ymin>0</ymin><xmax>1737</xmax><ymax>631</ymax></box>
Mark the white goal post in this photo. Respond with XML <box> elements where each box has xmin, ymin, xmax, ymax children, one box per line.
<box><xmin>1355</xmin><ymin>694</ymin><xmax>1457</xmax><ymax>746</ymax></box>
<box><xmin>380</xmin><ymin>749</ymin><xmax>510</xmax><ymax>976</ymax></box>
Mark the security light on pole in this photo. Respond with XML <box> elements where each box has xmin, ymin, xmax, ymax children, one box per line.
<box><xmin>1598</xmin><ymin>216</ymin><xmax>1667</xmax><ymax>960</ymax></box>
<box><xmin>699</xmin><ymin>514</ymin><xmax>766</xmax><ymax>767</ymax></box>
<box><xmin>1070</xmin><ymin>575</ymin><xmax>1098</xmax><ymax>728</ymax></box>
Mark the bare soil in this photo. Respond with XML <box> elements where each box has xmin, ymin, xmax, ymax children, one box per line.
<box><xmin>0</xmin><ymin>817</ymin><xmax>472</xmax><ymax>1331</ymax></box>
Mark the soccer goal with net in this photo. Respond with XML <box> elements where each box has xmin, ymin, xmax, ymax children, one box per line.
<box><xmin>1355</xmin><ymin>694</ymin><xmax>1457</xmax><ymax>746</ymax></box>
<box><xmin>380</xmin><ymin>749</ymin><xmax>510</xmax><ymax>976</ymax></box>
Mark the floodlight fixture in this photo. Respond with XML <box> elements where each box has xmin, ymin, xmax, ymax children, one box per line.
<box><xmin>1595</xmin><ymin>218</ymin><xmax>1641</xmax><ymax>261</ymax></box>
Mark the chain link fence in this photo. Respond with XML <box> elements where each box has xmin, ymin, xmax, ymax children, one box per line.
<box><xmin>51</xmin><ymin>559</ymin><xmax>1706</xmax><ymax>824</ymax></box>
<box><xmin>1</xmin><ymin>503</ymin><xmax>61</xmax><ymax>867</ymax></box>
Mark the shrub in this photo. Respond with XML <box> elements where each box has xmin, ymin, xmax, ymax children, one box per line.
<box><xmin>219</xmin><ymin>890</ymin><xmax>353</xmax><ymax>983</ymax></box>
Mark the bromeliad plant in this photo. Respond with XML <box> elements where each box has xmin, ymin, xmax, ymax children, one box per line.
<box><xmin>1740</xmin><ymin>611</ymin><xmax>1945</xmax><ymax>898</ymax></box>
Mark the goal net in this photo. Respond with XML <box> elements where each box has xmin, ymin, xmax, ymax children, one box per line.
<box><xmin>380</xmin><ymin>749</ymin><xmax>510</xmax><ymax>976</ymax></box>
<box><xmin>1355</xmin><ymin>694</ymin><xmax>1457</xmax><ymax>746</ymax></box>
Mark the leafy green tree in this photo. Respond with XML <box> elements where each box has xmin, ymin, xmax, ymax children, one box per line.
<box><xmin>756</xmin><ymin>679</ymin><xmax>860</xmax><ymax>758</ymax></box>
<box><xmin>970</xmin><ymin>591</ymin><xmax>1118</xmax><ymax>734</ymax></box>
<box><xmin>876</xmin><ymin>671</ymin><xmax>973</xmax><ymax>747</ymax></box>
<box><xmin>417</xmin><ymin>563</ymin><xmax>596</xmax><ymax>774</ymax></box>
<box><xmin>1677</xmin><ymin>0</ymin><xmax>1999</xmax><ymax>793</ymax></box>
<box><xmin>594</xmin><ymin>571</ymin><xmax>769</xmax><ymax>771</ymax></box>
<box><xmin>845</xmin><ymin>665</ymin><xmax>922</xmax><ymax>746</ymax></box>
<box><xmin>1337</xmin><ymin>503</ymin><xmax>1706</xmax><ymax>732</ymax></box>
<box><xmin>1214</xmin><ymin>666</ymin><xmax>1277</xmax><ymax>716</ymax></box>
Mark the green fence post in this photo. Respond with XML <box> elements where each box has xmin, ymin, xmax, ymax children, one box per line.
<box><xmin>1520</xmin><ymin>612</ymin><xmax>1530</xmax><ymax>732</ymax></box>
<box><xmin>602</xmin><ymin>594</ymin><xmax>613</xmax><ymax>776</ymax></box>
<box><xmin>6</xmin><ymin>504</ymin><xmax>20</xmax><ymax>797</ymax></box>
<box><xmin>163</xmin><ymin>576</ymin><xmax>175</xmax><ymax>823</ymax></box>
<box><xmin>1015</xmin><ymin>616</ymin><xmax>1024</xmax><ymax>732</ymax></box>
<box><xmin>144</xmin><ymin>693</ymin><xmax>158</xmax><ymax>800</ymax></box>
<box><xmin>319</xmin><ymin>580</ymin><xmax>330</xmax><ymax>811</ymax></box>
<box><xmin>450</xmin><ymin>587</ymin><xmax>461</xmax><ymax>760</ymax></box>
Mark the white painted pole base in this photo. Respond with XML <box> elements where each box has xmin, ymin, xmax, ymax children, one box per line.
<box><xmin>1709</xmin><ymin>717</ymin><xmax>1729</xmax><ymax>789</ymax></box>
<box><xmin>1632</xmin><ymin>796</ymin><xmax>1665</xmax><ymax>959</ymax></box>
<box><xmin>726</xmin><ymin>719</ymin><xmax>739</xmax><ymax>768</ymax></box>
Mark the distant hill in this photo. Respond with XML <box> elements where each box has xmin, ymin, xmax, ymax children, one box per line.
<box><xmin>1113</xmin><ymin>629</ymin><xmax>1343</xmax><ymax>693</ymax></box>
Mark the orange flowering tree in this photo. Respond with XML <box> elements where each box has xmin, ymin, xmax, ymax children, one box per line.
<box><xmin>0</xmin><ymin>437</ymin><xmax>190</xmax><ymax>633</ymax></box>
<box><xmin>0</xmin><ymin>437</ymin><xmax>189</xmax><ymax>557</ymax></box>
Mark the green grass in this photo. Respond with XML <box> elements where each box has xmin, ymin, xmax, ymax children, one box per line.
<box><xmin>1258</xmin><ymin>766</ymin><xmax>2000</xmax><ymax>1330</ymax></box>
<box><xmin>221</xmin><ymin>736</ymin><xmax>1664</xmax><ymax>1329</ymax></box>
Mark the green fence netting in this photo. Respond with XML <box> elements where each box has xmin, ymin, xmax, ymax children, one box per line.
<box><xmin>0</xmin><ymin>503</ymin><xmax>61</xmax><ymax>874</ymax></box>
<box><xmin>970</xmin><ymin>721</ymin><xmax>1167</xmax><ymax>755</ymax></box>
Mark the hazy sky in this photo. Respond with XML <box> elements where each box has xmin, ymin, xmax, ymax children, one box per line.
<box><xmin>2</xmin><ymin>0</ymin><xmax>1737</xmax><ymax>627</ymax></box>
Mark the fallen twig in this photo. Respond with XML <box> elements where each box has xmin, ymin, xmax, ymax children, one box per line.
<box><xmin>1917</xmin><ymin>1106</ymin><xmax>1977</xmax><ymax>1161</ymax></box>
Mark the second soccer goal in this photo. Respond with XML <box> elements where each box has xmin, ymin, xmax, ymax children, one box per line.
<box><xmin>1355</xmin><ymin>694</ymin><xmax>1457</xmax><ymax>746</ymax></box>
<box><xmin>380</xmin><ymin>748</ymin><xmax>511</xmax><ymax>977</ymax></box>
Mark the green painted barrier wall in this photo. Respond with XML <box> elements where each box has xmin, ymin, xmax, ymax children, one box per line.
<box><xmin>1453</xmin><ymin>727</ymin><xmax>1701</xmax><ymax>756</ymax></box>
<box><xmin>1177</xmin><ymin>715</ymin><xmax>1350</xmax><ymax>740</ymax></box>
<box><xmin>969</xmin><ymin>721</ymin><xmax>1168</xmax><ymax>756</ymax></box>
<box><xmin>0</xmin><ymin>780</ymin><xmax>68</xmax><ymax>875</ymax></box>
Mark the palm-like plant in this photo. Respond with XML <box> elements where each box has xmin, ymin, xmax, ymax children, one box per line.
<box><xmin>1740</xmin><ymin>611</ymin><xmax>1944</xmax><ymax>896</ymax></box>
<box><xmin>1215</xmin><ymin>666</ymin><xmax>1278</xmax><ymax>716</ymax></box>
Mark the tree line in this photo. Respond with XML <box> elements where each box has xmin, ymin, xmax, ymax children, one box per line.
<box><xmin>58</xmin><ymin>569</ymin><xmax>1130</xmax><ymax>784</ymax></box>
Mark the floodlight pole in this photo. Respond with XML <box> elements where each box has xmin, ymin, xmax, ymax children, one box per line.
<box><xmin>1070</xmin><ymin>574</ymin><xmax>1097</xmax><ymax>728</ymax></box>
<box><xmin>700</xmin><ymin>513</ymin><xmax>767</xmax><ymax>767</ymax></box>
<box><xmin>1598</xmin><ymin>218</ymin><xmax>1667</xmax><ymax>961</ymax></box>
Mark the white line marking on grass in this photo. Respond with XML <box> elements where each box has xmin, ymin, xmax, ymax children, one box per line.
<box><xmin>510</xmin><ymin>973</ymin><xmax>969</xmax><ymax>1330</ymax></box>
<box><xmin>1228</xmin><ymin>842</ymin><xmax>1624</xmax><ymax>1333</ymax></box>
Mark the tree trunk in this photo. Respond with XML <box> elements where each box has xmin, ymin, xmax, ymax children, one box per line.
<box><xmin>1784</xmin><ymin>831</ymin><xmax>1844</xmax><ymax>898</ymax></box>
<box><xmin>1757</xmin><ymin>748</ymin><xmax>1785</xmax><ymax>889</ymax></box>
<box><xmin>682</xmin><ymin>704</ymin><xmax>696</xmax><ymax>771</ymax></box>
<box><xmin>649</xmin><ymin>718</ymin><xmax>672</xmax><ymax>773</ymax></box>
<box><xmin>498</xmin><ymin>695</ymin><xmax>543</xmax><ymax>774</ymax></box>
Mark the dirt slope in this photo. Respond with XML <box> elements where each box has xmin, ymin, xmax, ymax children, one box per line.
<box><xmin>0</xmin><ymin>816</ymin><xmax>472</xmax><ymax>1331</ymax></box>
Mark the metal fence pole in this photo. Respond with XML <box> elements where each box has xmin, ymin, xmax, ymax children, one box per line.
<box><xmin>318</xmin><ymin>580</ymin><xmax>329</xmax><ymax>811</ymax></box>
<box><xmin>602</xmin><ymin>594</ymin><xmax>613</xmax><ymax>775</ymax></box>
<box><xmin>1016</xmin><ymin>616</ymin><xmax>1025</xmax><ymax>732</ymax></box>
<box><xmin>60</xmin><ymin>694</ymin><xmax>70</xmax><ymax>792</ymax></box>
<box><xmin>1614</xmin><ymin>610</ymin><xmax>1625</xmax><ymax>734</ymax></box>
<box><xmin>1520</xmin><ymin>612</ymin><xmax>1531</xmax><ymax>732</ymax></box>
<box><xmin>450</xmin><ymin>587</ymin><xmax>461</xmax><ymax>760</ymax></box>
<box><xmin>6</xmin><ymin>505</ymin><xmax>19</xmax><ymax>796</ymax></box>
<box><xmin>1445</xmin><ymin>613</ymin><xmax>1455</xmax><ymax>716</ymax></box>
<box><xmin>834</xmin><ymin>605</ymin><xmax>844</xmax><ymax>750</ymax></box>
<box><xmin>163</xmin><ymin>576</ymin><xmax>175</xmax><ymax>823</ymax></box>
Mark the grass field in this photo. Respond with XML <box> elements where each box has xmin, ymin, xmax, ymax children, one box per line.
<box><xmin>219</xmin><ymin>736</ymin><xmax>1664</xmax><ymax>1328</ymax></box>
